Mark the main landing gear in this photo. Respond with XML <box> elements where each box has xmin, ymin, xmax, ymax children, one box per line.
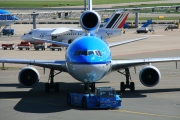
<box><xmin>118</xmin><ymin>68</ymin><xmax>135</xmax><ymax>92</ymax></box>
<box><xmin>45</xmin><ymin>69</ymin><xmax>62</xmax><ymax>93</ymax></box>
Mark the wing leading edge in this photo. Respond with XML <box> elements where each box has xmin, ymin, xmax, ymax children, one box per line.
<box><xmin>111</xmin><ymin>57</ymin><xmax>180</xmax><ymax>71</ymax></box>
<box><xmin>51</xmin><ymin>28</ymin><xmax>82</xmax><ymax>36</ymax></box>
<box><xmin>32</xmin><ymin>37</ymin><xmax>69</xmax><ymax>47</ymax></box>
<box><xmin>0</xmin><ymin>59</ymin><xmax>67</xmax><ymax>72</ymax></box>
<box><xmin>108</xmin><ymin>36</ymin><xmax>148</xmax><ymax>48</ymax></box>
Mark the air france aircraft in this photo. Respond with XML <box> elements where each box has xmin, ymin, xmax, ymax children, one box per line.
<box><xmin>0</xmin><ymin>9</ymin><xmax>18</xmax><ymax>27</ymax></box>
<box><xmin>21</xmin><ymin>11</ymin><xmax>129</xmax><ymax>44</ymax></box>
<box><xmin>1</xmin><ymin>0</ymin><xmax>180</xmax><ymax>94</ymax></box>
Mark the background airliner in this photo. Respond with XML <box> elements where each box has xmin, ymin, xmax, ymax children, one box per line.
<box><xmin>21</xmin><ymin>11</ymin><xmax>129</xmax><ymax>44</ymax></box>
<box><xmin>0</xmin><ymin>9</ymin><xmax>18</xmax><ymax>28</ymax></box>
<box><xmin>1</xmin><ymin>0</ymin><xmax>180</xmax><ymax>93</ymax></box>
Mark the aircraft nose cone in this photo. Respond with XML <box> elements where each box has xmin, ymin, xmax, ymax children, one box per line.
<box><xmin>20</xmin><ymin>35</ymin><xmax>25</xmax><ymax>40</ymax></box>
<box><xmin>20</xmin><ymin>34</ymin><xmax>28</xmax><ymax>41</ymax></box>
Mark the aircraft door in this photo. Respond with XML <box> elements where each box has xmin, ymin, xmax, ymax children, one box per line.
<box><xmin>52</xmin><ymin>35</ymin><xmax>57</xmax><ymax>40</ymax></box>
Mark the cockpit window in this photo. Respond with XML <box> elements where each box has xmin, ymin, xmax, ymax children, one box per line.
<box><xmin>81</xmin><ymin>51</ymin><xmax>87</xmax><ymax>56</ymax></box>
<box><xmin>88</xmin><ymin>51</ymin><xmax>94</xmax><ymax>55</ymax></box>
<box><xmin>74</xmin><ymin>50</ymin><xmax>81</xmax><ymax>56</ymax></box>
<box><xmin>95</xmin><ymin>51</ymin><xmax>102</xmax><ymax>56</ymax></box>
<box><xmin>74</xmin><ymin>50</ymin><xmax>102</xmax><ymax>56</ymax></box>
<box><xmin>28</xmin><ymin>32</ymin><xmax>32</xmax><ymax>35</ymax></box>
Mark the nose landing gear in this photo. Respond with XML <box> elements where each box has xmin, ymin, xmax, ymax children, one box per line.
<box><xmin>84</xmin><ymin>82</ymin><xmax>95</xmax><ymax>93</ymax></box>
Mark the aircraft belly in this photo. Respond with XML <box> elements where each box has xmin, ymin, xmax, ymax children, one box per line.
<box><xmin>0</xmin><ymin>21</ymin><xmax>15</xmax><ymax>26</ymax></box>
<box><xmin>69</xmin><ymin>64</ymin><xmax>110</xmax><ymax>82</ymax></box>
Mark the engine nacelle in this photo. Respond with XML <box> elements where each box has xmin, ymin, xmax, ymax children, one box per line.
<box><xmin>139</xmin><ymin>65</ymin><xmax>161</xmax><ymax>87</ymax></box>
<box><xmin>80</xmin><ymin>10</ymin><xmax>101</xmax><ymax>33</ymax></box>
<box><xmin>18</xmin><ymin>66</ymin><xmax>40</xmax><ymax>87</ymax></box>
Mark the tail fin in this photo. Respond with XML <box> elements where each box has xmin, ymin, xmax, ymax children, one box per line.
<box><xmin>102</xmin><ymin>11</ymin><xmax>129</xmax><ymax>29</ymax></box>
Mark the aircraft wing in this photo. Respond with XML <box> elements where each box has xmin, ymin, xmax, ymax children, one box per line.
<box><xmin>51</xmin><ymin>28</ymin><xmax>82</xmax><ymax>36</ymax></box>
<box><xmin>32</xmin><ymin>37</ymin><xmax>69</xmax><ymax>47</ymax></box>
<box><xmin>108</xmin><ymin>36</ymin><xmax>148</xmax><ymax>48</ymax></box>
<box><xmin>51</xmin><ymin>28</ymin><xmax>71</xmax><ymax>36</ymax></box>
<box><xmin>0</xmin><ymin>59</ymin><xmax>68</xmax><ymax>72</ymax></box>
<box><xmin>111</xmin><ymin>57</ymin><xmax>180</xmax><ymax>71</ymax></box>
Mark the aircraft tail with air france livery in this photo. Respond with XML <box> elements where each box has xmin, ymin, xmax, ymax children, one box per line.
<box><xmin>101</xmin><ymin>11</ymin><xmax>129</xmax><ymax>29</ymax></box>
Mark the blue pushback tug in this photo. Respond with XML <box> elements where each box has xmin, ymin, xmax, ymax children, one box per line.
<box><xmin>67</xmin><ymin>87</ymin><xmax>121</xmax><ymax>109</ymax></box>
<box><xmin>2</xmin><ymin>29</ymin><xmax>14</xmax><ymax>35</ymax></box>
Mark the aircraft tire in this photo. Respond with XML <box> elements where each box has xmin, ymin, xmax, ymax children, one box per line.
<box><xmin>130</xmin><ymin>82</ymin><xmax>135</xmax><ymax>92</ymax></box>
<box><xmin>67</xmin><ymin>93</ymin><xmax>71</xmax><ymax>105</ymax></box>
<box><xmin>45</xmin><ymin>83</ymin><xmax>50</xmax><ymax>93</ymax></box>
<box><xmin>54</xmin><ymin>83</ymin><xmax>59</xmax><ymax>93</ymax></box>
<box><xmin>90</xmin><ymin>83</ymin><xmax>95</xmax><ymax>92</ymax></box>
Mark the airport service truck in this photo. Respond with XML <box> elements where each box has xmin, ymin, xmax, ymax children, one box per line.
<box><xmin>49</xmin><ymin>44</ymin><xmax>62</xmax><ymax>51</ymax></box>
<box><xmin>136</xmin><ymin>27</ymin><xmax>149</xmax><ymax>33</ymax></box>
<box><xmin>1</xmin><ymin>43</ymin><xmax>16</xmax><ymax>50</ymax></box>
<box><xmin>17</xmin><ymin>41</ymin><xmax>32</xmax><ymax>50</ymax></box>
<box><xmin>136</xmin><ymin>20</ymin><xmax>152</xmax><ymax>33</ymax></box>
<box><xmin>67</xmin><ymin>87</ymin><xmax>121</xmax><ymax>109</ymax></box>
<box><xmin>34</xmin><ymin>42</ymin><xmax>47</xmax><ymax>50</ymax></box>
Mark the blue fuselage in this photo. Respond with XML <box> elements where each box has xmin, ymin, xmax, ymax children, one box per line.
<box><xmin>0</xmin><ymin>9</ymin><xmax>18</xmax><ymax>20</ymax></box>
<box><xmin>65</xmin><ymin>35</ymin><xmax>112</xmax><ymax>83</ymax></box>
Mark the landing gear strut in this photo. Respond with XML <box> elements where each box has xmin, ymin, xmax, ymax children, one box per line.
<box><xmin>45</xmin><ymin>69</ymin><xmax>62</xmax><ymax>93</ymax></box>
<box><xmin>118</xmin><ymin>68</ymin><xmax>135</xmax><ymax>92</ymax></box>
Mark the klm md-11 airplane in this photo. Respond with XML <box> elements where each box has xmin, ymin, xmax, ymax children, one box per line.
<box><xmin>1</xmin><ymin>0</ymin><xmax>180</xmax><ymax>93</ymax></box>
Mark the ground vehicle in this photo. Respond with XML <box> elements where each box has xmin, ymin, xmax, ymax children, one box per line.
<box><xmin>49</xmin><ymin>44</ymin><xmax>62</xmax><ymax>51</ymax></box>
<box><xmin>67</xmin><ymin>87</ymin><xmax>121</xmax><ymax>109</ymax></box>
<box><xmin>136</xmin><ymin>20</ymin><xmax>152</xmax><ymax>33</ymax></box>
<box><xmin>17</xmin><ymin>41</ymin><xmax>32</xmax><ymax>50</ymax></box>
<box><xmin>1</xmin><ymin>43</ymin><xmax>16</xmax><ymax>50</ymax></box>
<box><xmin>2</xmin><ymin>29</ymin><xmax>14</xmax><ymax>35</ymax></box>
<box><xmin>136</xmin><ymin>27</ymin><xmax>149</xmax><ymax>33</ymax></box>
<box><xmin>34</xmin><ymin>42</ymin><xmax>47</xmax><ymax>50</ymax></box>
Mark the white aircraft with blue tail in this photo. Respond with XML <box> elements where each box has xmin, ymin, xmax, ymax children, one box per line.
<box><xmin>1</xmin><ymin>0</ymin><xmax>180</xmax><ymax>93</ymax></box>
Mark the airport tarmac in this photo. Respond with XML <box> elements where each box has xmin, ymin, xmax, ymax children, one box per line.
<box><xmin>0</xmin><ymin>23</ymin><xmax>180</xmax><ymax>120</ymax></box>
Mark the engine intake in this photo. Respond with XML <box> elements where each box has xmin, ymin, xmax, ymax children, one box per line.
<box><xmin>18</xmin><ymin>66</ymin><xmax>40</xmax><ymax>87</ymax></box>
<box><xmin>80</xmin><ymin>11</ymin><xmax>101</xmax><ymax>32</ymax></box>
<box><xmin>139</xmin><ymin>65</ymin><xmax>161</xmax><ymax>87</ymax></box>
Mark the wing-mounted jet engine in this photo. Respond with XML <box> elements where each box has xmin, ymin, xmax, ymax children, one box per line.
<box><xmin>18</xmin><ymin>66</ymin><xmax>40</xmax><ymax>87</ymax></box>
<box><xmin>79</xmin><ymin>10</ymin><xmax>101</xmax><ymax>35</ymax></box>
<box><xmin>139</xmin><ymin>65</ymin><xmax>161</xmax><ymax>87</ymax></box>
